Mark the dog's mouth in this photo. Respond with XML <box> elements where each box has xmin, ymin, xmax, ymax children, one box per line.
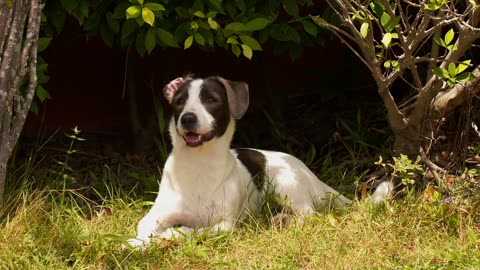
<box><xmin>183</xmin><ymin>131</ymin><xmax>216</xmax><ymax>147</ymax></box>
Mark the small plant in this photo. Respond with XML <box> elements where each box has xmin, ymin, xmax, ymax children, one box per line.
<box><xmin>375</xmin><ymin>154</ymin><xmax>425</xmax><ymax>193</ymax></box>
<box><xmin>50</xmin><ymin>126</ymin><xmax>85</xmax><ymax>188</ymax></box>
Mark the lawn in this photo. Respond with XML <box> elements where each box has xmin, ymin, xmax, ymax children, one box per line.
<box><xmin>1</xmin><ymin>182</ymin><xmax>479</xmax><ymax>269</ymax></box>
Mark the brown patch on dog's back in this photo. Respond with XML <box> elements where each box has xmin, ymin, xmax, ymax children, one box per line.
<box><xmin>235</xmin><ymin>148</ymin><xmax>266</xmax><ymax>190</ymax></box>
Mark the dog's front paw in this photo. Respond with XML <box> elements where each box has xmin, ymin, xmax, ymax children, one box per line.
<box><xmin>160</xmin><ymin>226</ymin><xmax>193</xmax><ymax>240</ymax></box>
<box><xmin>122</xmin><ymin>237</ymin><xmax>149</xmax><ymax>251</ymax></box>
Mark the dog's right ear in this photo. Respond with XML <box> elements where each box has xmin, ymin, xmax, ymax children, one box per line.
<box><xmin>164</xmin><ymin>77</ymin><xmax>190</xmax><ymax>104</ymax></box>
<box><xmin>216</xmin><ymin>77</ymin><xmax>249</xmax><ymax>119</ymax></box>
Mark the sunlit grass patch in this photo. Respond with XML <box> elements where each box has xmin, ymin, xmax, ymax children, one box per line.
<box><xmin>1</xmin><ymin>185</ymin><xmax>479</xmax><ymax>269</ymax></box>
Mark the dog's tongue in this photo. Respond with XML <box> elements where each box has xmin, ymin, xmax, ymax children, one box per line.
<box><xmin>184</xmin><ymin>132</ymin><xmax>201</xmax><ymax>143</ymax></box>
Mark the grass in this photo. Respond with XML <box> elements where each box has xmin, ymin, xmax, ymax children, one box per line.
<box><xmin>2</xmin><ymin>125</ymin><xmax>479</xmax><ymax>269</ymax></box>
<box><xmin>1</xmin><ymin>181</ymin><xmax>479</xmax><ymax>269</ymax></box>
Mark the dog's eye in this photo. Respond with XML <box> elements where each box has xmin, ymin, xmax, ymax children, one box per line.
<box><xmin>206</xmin><ymin>97</ymin><xmax>216</xmax><ymax>103</ymax></box>
<box><xmin>176</xmin><ymin>97</ymin><xmax>186</xmax><ymax>105</ymax></box>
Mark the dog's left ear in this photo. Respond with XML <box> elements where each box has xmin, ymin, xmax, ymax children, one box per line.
<box><xmin>216</xmin><ymin>77</ymin><xmax>249</xmax><ymax>119</ymax></box>
<box><xmin>164</xmin><ymin>76</ymin><xmax>192</xmax><ymax>104</ymax></box>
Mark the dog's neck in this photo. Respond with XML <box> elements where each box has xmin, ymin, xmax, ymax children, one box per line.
<box><xmin>166</xmin><ymin>118</ymin><xmax>237</xmax><ymax>190</ymax></box>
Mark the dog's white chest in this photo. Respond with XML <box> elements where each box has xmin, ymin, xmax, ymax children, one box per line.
<box><xmin>157</xmin><ymin>152</ymin><xmax>256</xmax><ymax>228</ymax></box>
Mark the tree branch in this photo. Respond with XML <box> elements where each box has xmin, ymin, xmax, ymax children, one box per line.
<box><xmin>433</xmin><ymin>68</ymin><xmax>480</xmax><ymax>114</ymax></box>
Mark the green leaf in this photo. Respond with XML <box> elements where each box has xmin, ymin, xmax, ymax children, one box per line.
<box><xmin>448</xmin><ymin>62</ymin><xmax>457</xmax><ymax>77</ymax></box>
<box><xmin>207</xmin><ymin>17</ymin><xmax>220</xmax><ymax>30</ymax></box>
<box><xmin>194</xmin><ymin>32</ymin><xmax>205</xmax><ymax>46</ymax></box>
<box><xmin>310</xmin><ymin>16</ymin><xmax>327</xmax><ymax>26</ymax></box>
<box><xmin>225</xmin><ymin>1</ymin><xmax>237</xmax><ymax>17</ymax></box>
<box><xmin>231</xmin><ymin>44</ymin><xmax>241</xmax><ymax>57</ymax></box>
<box><xmin>112</xmin><ymin>3</ymin><xmax>130</xmax><ymax>19</ymax></box>
<box><xmin>241</xmin><ymin>44</ymin><xmax>253</xmax><ymax>59</ymax></box>
<box><xmin>270</xmin><ymin>23</ymin><xmax>300</xmax><ymax>43</ymax></box>
<box><xmin>381</xmin><ymin>32</ymin><xmax>392</xmax><ymax>48</ymax></box>
<box><xmin>192</xmin><ymin>0</ymin><xmax>204</xmax><ymax>12</ymax></box>
<box><xmin>302</xmin><ymin>20</ymin><xmax>318</xmax><ymax>36</ymax></box>
<box><xmin>425</xmin><ymin>3</ymin><xmax>438</xmax><ymax>10</ymax></box>
<box><xmin>236</xmin><ymin>0</ymin><xmax>246</xmax><ymax>12</ymax></box>
<box><xmin>143</xmin><ymin>3</ymin><xmax>165</xmax><ymax>11</ymax></box>
<box><xmin>384</xmin><ymin>16</ymin><xmax>400</xmax><ymax>33</ymax></box>
<box><xmin>175</xmin><ymin>7</ymin><xmax>190</xmax><ymax>18</ymax></box>
<box><xmin>191</xmin><ymin>21</ymin><xmax>199</xmax><ymax>30</ymax></box>
<box><xmin>184</xmin><ymin>35</ymin><xmax>194</xmax><ymax>49</ymax></box>
<box><xmin>225</xmin><ymin>22</ymin><xmax>245</xmax><ymax>32</ymax></box>
<box><xmin>30</xmin><ymin>100</ymin><xmax>38</xmax><ymax>115</ymax></box>
<box><xmin>456</xmin><ymin>60</ymin><xmax>471</xmax><ymax>74</ymax></box>
<box><xmin>60</xmin><ymin>0</ymin><xmax>78</xmax><ymax>14</ymax></box>
<box><xmin>156</xmin><ymin>28</ymin><xmax>179</xmax><ymax>48</ymax></box>
<box><xmin>145</xmin><ymin>28</ymin><xmax>156</xmax><ymax>54</ymax></box>
<box><xmin>239</xmin><ymin>35</ymin><xmax>261</xmax><ymax>50</ymax></box>
<box><xmin>445</xmin><ymin>28</ymin><xmax>454</xmax><ymax>45</ymax></box>
<box><xmin>360</xmin><ymin>22</ymin><xmax>369</xmax><ymax>38</ymax></box>
<box><xmin>135</xmin><ymin>30</ymin><xmax>146</xmax><ymax>56</ymax></box>
<box><xmin>447</xmin><ymin>78</ymin><xmax>456</xmax><ymax>87</ymax></box>
<box><xmin>194</xmin><ymin>11</ymin><xmax>206</xmax><ymax>18</ymax></box>
<box><xmin>215</xmin><ymin>32</ymin><xmax>228</xmax><ymax>48</ymax></box>
<box><xmin>433</xmin><ymin>67</ymin><xmax>450</xmax><ymax>79</ymax></box>
<box><xmin>244</xmin><ymin>18</ymin><xmax>270</xmax><ymax>31</ymax></box>
<box><xmin>369</xmin><ymin>2</ymin><xmax>385</xmax><ymax>19</ymax></box>
<box><xmin>456</xmin><ymin>72</ymin><xmax>476</xmax><ymax>83</ymax></box>
<box><xmin>135</xmin><ymin>15</ymin><xmax>145</xmax><ymax>26</ymax></box>
<box><xmin>283</xmin><ymin>0</ymin><xmax>299</xmax><ymax>17</ymax></box>
<box><xmin>227</xmin><ymin>36</ymin><xmax>239</xmax><ymax>44</ymax></box>
<box><xmin>434</xmin><ymin>36</ymin><xmax>446</xmax><ymax>47</ymax></box>
<box><xmin>121</xmin><ymin>19</ymin><xmax>137</xmax><ymax>40</ymax></box>
<box><xmin>380</xmin><ymin>13</ymin><xmax>391</xmax><ymax>29</ymax></box>
<box><xmin>352</xmin><ymin>11</ymin><xmax>366</xmax><ymax>21</ymax></box>
<box><xmin>106</xmin><ymin>12</ymin><xmax>120</xmax><ymax>33</ymax></box>
<box><xmin>37</xmin><ymin>37</ymin><xmax>52</xmax><ymax>52</ymax></box>
<box><xmin>447</xmin><ymin>44</ymin><xmax>458</xmax><ymax>51</ymax></box>
<box><xmin>142</xmin><ymin>7</ymin><xmax>155</xmax><ymax>26</ymax></box>
<box><xmin>207</xmin><ymin>11</ymin><xmax>217</xmax><ymax>18</ymax></box>
<box><xmin>36</xmin><ymin>85</ymin><xmax>50</xmax><ymax>102</ymax></box>
<box><xmin>37</xmin><ymin>63</ymin><xmax>49</xmax><ymax>84</ymax></box>
<box><xmin>126</xmin><ymin>5</ymin><xmax>141</xmax><ymax>19</ymax></box>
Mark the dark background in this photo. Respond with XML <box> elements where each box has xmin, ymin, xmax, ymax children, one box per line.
<box><xmin>22</xmin><ymin>21</ymin><xmax>384</xmax><ymax>158</ymax></box>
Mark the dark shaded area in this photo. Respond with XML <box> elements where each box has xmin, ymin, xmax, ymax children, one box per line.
<box><xmin>23</xmin><ymin>21</ymin><xmax>383</xmax><ymax>149</ymax></box>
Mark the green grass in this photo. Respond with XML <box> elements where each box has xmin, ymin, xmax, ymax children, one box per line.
<box><xmin>1</xmin><ymin>183</ymin><xmax>479</xmax><ymax>269</ymax></box>
<box><xmin>3</xmin><ymin>125</ymin><xmax>479</xmax><ymax>269</ymax></box>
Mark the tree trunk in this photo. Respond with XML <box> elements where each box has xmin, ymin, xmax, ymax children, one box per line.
<box><xmin>0</xmin><ymin>0</ymin><xmax>43</xmax><ymax>207</ymax></box>
<box><xmin>391</xmin><ymin>68</ymin><xmax>480</xmax><ymax>163</ymax></box>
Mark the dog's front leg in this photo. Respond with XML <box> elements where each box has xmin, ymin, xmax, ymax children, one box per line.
<box><xmin>160</xmin><ymin>219</ymin><xmax>235</xmax><ymax>239</ymax></box>
<box><xmin>126</xmin><ymin>205</ymin><xmax>172</xmax><ymax>249</ymax></box>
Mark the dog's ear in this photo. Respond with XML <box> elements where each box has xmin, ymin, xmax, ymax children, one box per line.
<box><xmin>216</xmin><ymin>77</ymin><xmax>249</xmax><ymax>119</ymax></box>
<box><xmin>164</xmin><ymin>77</ymin><xmax>191</xmax><ymax>104</ymax></box>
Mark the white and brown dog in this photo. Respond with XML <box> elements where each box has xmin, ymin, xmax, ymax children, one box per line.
<box><xmin>127</xmin><ymin>75</ymin><xmax>353</xmax><ymax>249</ymax></box>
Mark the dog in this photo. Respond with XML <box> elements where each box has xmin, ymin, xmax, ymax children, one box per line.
<box><xmin>126</xmin><ymin>75</ymin><xmax>353</xmax><ymax>249</ymax></box>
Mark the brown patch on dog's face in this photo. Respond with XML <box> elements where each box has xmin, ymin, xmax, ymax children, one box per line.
<box><xmin>199</xmin><ymin>77</ymin><xmax>231</xmax><ymax>138</ymax></box>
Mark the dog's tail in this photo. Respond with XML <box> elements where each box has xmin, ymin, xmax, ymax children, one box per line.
<box><xmin>370</xmin><ymin>181</ymin><xmax>395</xmax><ymax>203</ymax></box>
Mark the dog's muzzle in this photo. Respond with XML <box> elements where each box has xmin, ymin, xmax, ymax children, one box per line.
<box><xmin>179</xmin><ymin>112</ymin><xmax>216</xmax><ymax>147</ymax></box>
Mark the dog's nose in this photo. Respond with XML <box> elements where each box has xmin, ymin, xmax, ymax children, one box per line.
<box><xmin>180</xmin><ymin>112</ymin><xmax>197</xmax><ymax>130</ymax></box>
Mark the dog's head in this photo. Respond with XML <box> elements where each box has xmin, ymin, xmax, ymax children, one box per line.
<box><xmin>164</xmin><ymin>76</ymin><xmax>249</xmax><ymax>148</ymax></box>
